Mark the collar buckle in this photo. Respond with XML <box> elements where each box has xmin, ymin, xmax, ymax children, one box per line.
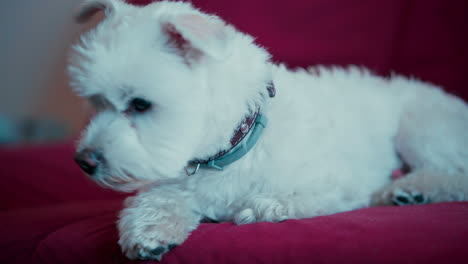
<box><xmin>184</xmin><ymin>163</ymin><xmax>200</xmax><ymax>176</ymax></box>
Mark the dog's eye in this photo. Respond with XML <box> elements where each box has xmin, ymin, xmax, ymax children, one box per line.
<box><xmin>130</xmin><ymin>98</ymin><xmax>152</xmax><ymax>113</ymax></box>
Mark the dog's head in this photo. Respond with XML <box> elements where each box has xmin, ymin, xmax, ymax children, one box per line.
<box><xmin>69</xmin><ymin>0</ymin><xmax>272</xmax><ymax>191</ymax></box>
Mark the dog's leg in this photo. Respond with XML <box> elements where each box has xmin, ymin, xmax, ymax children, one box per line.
<box><xmin>118</xmin><ymin>185</ymin><xmax>200</xmax><ymax>261</ymax></box>
<box><xmin>371</xmin><ymin>91</ymin><xmax>468</xmax><ymax>206</ymax></box>
<box><xmin>371</xmin><ymin>170</ymin><xmax>468</xmax><ymax>206</ymax></box>
<box><xmin>233</xmin><ymin>194</ymin><xmax>296</xmax><ymax>225</ymax></box>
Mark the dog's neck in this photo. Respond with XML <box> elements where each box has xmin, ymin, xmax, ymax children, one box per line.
<box><xmin>186</xmin><ymin>81</ymin><xmax>275</xmax><ymax>175</ymax></box>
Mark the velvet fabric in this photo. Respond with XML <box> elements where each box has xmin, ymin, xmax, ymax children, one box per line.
<box><xmin>1</xmin><ymin>0</ymin><xmax>468</xmax><ymax>263</ymax></box>
<box><xmin>153</xmin><ymin>0</ymin><xmax>468</xmax><ymax>99</ymax></box>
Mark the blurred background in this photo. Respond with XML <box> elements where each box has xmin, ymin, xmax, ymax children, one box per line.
<box><xmin>1</xmin><ymin>0</ymin><xmax>467</xmax><ymax>144</ymax></box>
<box><xmin>1</xmin><ymin>0</ymin><xmax>89</xmax><ymax>144</ymax></box>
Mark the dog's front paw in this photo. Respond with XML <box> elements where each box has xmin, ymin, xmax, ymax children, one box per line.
<box><xmin>118</xmin><ymin>210</ymin><xmax>187</xmax><ymax>261</ymax></box>
<box><xmin>118</xmin><ymin>196</ymin><xmax>199</xmax><ymax>261</ymax></box>
<box><xmin>120</xmin><ymin>239</ymin><xmax>179</xmax><ymax>261</ymax></box>
<box><xmin>234</xmin><ymin>196</ymin><xmax>292</xmax><ymax>225</ymax></box>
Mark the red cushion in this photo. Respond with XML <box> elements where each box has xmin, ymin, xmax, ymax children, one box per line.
<box><xmin>1</xmin><ymin>200</ymin><xmax>467</xmax><ymax>264</ymax></box>
<box><xmin>0</xmin><ymin>143</ymin><xmax>125</xmax><ymax>210</ymax></box>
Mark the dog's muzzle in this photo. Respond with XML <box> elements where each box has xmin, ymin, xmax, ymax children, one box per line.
<box><xmin>74</xmin><ymin>148</ymin><xmax>104</xmax><ymax>175</ymax></box>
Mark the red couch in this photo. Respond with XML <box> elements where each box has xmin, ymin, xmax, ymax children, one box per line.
<box><xmin>1</xmin><ymin>0</ymin><xmax>468</xmax><ymax>263</ymax></box>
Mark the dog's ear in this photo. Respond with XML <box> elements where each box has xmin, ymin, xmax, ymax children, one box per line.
<box><xmin>75</xmin><ymin>0</ymin><xmax>117</xmax><ymax>23</ymax></box>
<box><xmin>163</xmin><ymin>14</ymin><xmax>233</xmax><ymax>63</ymax></box>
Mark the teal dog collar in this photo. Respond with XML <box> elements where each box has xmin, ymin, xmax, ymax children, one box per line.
<box><xmin>185</xmin><ymin>82</ymin><xmax>274</xmax><ymax>176</ymax></box>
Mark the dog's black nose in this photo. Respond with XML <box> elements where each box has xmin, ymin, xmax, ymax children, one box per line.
<box><xmin>74</xmin><ymin>149</ymin><xmax>103</xmax><ymax>175</ymax></box>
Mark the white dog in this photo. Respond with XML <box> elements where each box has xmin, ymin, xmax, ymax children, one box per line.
<box><xmin>69</xmin><ymin>0</ymin><xmax>468</xmax><ymax>260</ymax></box>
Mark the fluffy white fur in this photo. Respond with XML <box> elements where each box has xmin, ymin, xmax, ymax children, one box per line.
<box><xmin>69</xmin><ymin>0</ymin><xmax>468</xmax><ymax>260</ymax></box>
